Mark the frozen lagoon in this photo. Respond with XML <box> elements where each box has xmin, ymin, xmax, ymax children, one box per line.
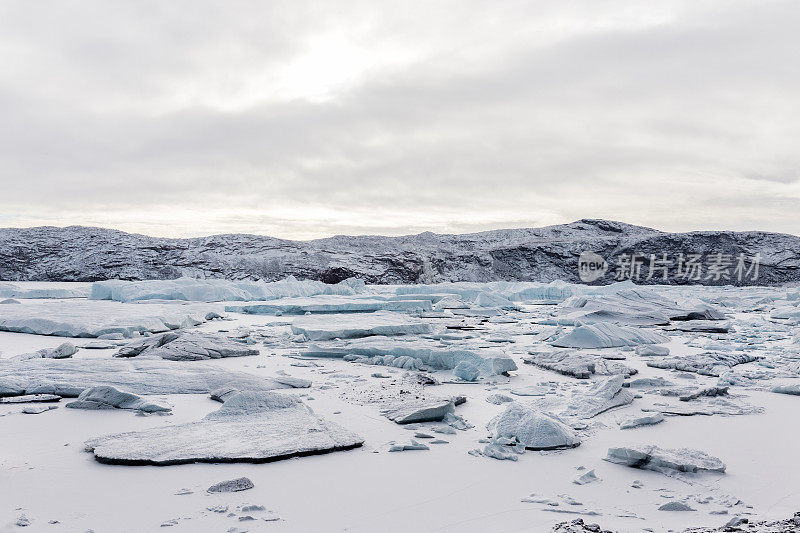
<box><xmin>1</xmin><ymin>279</ymin><xmax>800</xmax><ymax>532</ymax></box>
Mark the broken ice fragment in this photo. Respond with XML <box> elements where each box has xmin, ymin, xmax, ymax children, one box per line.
<box><xmin>488</xmin><ymin>403</ymin><xmax>580</xmax><ymax>450</ymax></box>
<box><xmin>207</xmin><ymin>477</ymin><xmax>254</xmax><ymax>493</ymax></box>
<box><xmin>604</xmin><ymin>445</ymin><xmax>725</xmax><ymax>474</ymax></box>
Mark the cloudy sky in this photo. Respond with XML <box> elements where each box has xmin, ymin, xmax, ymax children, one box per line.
<box><xmin>1</xmin><ymin>1</ymin><xmax>798</xmax><ymax>239</ymax></box>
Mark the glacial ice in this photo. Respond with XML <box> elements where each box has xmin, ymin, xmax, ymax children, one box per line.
<box><xmin>573</xmin><ymin>469</ymin><xmax>600</xmax><ymax>485</ymax></box>
<box><xmin>85</xmin><ymin>391</ymin><xmax>364</xmax><ymax>465</ymax></box>
<box><xmin>563</xmin><ymin>375</ymin><xmax>635</xmax><ymax>419</ymax></box>
<box><xmin>551</xmin><ymin>323</ymin><xmax>669</xmax><ymax>348</ymax></box>
<box><xmin>453</xmin><ymin>361</ymin><xmax>480</xmax><ymax>381</ymax></box>
<box><xmin>225</xmin><ymin>296</ymin><xmax>431</xmax><ymax>315</ymax></box>
<box><xmin>66</xmin><ymin>386</ymin><xmax>171</xmax><ymax>413</ymax></box>
<box><xmin>550</xmin><ymin>288</ymin><xmax>724</xmax><ymax>327</ymax></box>
<box><xmin>0</xmin><ymin>393</ymin><xmax>61</xmax><ymax>403</ymax></box>
<box><xmin>303</xmin><ymin>337</ymin><xmax>517</xmax><ymax>375</ymax></box>
<box><xmin>605</xmin><ymin>445</ymin><xmax>726</xmax><ymax>473</ymax></box>
<box><xmin>0</xmin><ymin>300</ymin><xmax>215</xmax><ymax>338</ymax></box>
<box><xmin>289</xmin><ymin>311</ymin><xmax>432</xmax><ymax>340</ymax></box>
<box><xmin>115</xmin><ymin>331</ymin><xmax>259</xmax><ymax>360</ymax></box>
<box><xmin>524</xmin><ymin>350</ymin><xmax>637</xmax><ymax>379</ymax></box>
<box><xmin>13</xmin><ymin>342</ymin><xmax>77</xmax><ymax>360</ymax></box>
<box><xmin>90</xmin><ymin>276</ymin><xmax>365</xmax><ymax>303</ymax></box>
<box><xmin>207</xmin><ymin>477</ymin><xmax>254</xmax><ymax>493</ymax></box>
<box><xmin>488</xmin><ymin>403</ymin><xmax>581</xmax><ymax>450</ymax></box>
<box><xmin>646</xmin><ymin>352</ymin><xmax>760</xmax><ymax>376</ymax></box>
<box><xmin>771</xmin><ymin>384</ymin><xmax>800</xmax><ymax>395</ymax></box>
<box><xmin>658</xmin><ymin>501</ymin><xmax>696</xmax><ymax>511</ymax></box>
<box><xmin>388</xmin><ymin>440</ymin><xmax>430</xmax><ymax>452</ymax></box>
<box><xmin>635</xmin><ymin>345</ymin><xmax>670</xmax><ymax>357</ymax></box>
<box><xmin>474</xmin><ymin>292</ymin><xmax>520</xmax><ymax>310</ymax></box>
<box><xmin>0</xmin><ymin>358</ymin><xmax>306</xmax><ymax>397</ymax></box>
<box><xmin>381</xmin><ymin>398</ymin><xmax>456</xmax><ymax>424</ymax></box>
<box><xmin>395</xmin><ymin>280</ymin><xmax>577</xmax><ymax>303</ymax></box>
<box><xmin>665</xmin><ymin>320</ymin><xmax>732</xmax><ymax>333</ymax></box>
<box><xmin>0</xmin><ymin>281</ymin><xmax>89</xmax><ymax>299</ymax></box>
<box><xmin>618</xmin><ymin>413</ymin><xmax>664</xmax><ymax>429</ymax></box>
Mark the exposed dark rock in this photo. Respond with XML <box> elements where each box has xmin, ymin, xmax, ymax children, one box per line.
<box><xmin>0</xmin><ymin>220</ymin><xmax>796</xmax><ymax>285</ymax></box>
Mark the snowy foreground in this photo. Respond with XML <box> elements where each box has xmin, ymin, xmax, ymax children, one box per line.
<box><xmin>2</xmin><ymin>279</ymin><xmax>800</xmax><ymax>532</ymax></box>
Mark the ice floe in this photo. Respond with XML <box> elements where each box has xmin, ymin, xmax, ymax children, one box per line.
<box><xmin>381</xmin><ymin>398</ymin><xmax>455</xmax><ymax>424</ymax></box>
<box><xmin>115</xmin><ymin>331</ymin><xmax>259</xmax><ymax>360</ymax></box>
<box><xmin>85</xmin><ymin>391</ymin><xmax>363</xmax><ymax>465</ymax></box>
<box><xmin>303</xmin><ymin>336</ymin><xmax>517</xmax><ymax>375</ymax></box>
<box><xmin>524</xmin><ymin>350</ymin><xmax>637</xmax><ymax>378</ymax></box>
<box><xmin>563</xmin><ymin>375</ymin><xmax>635</xmax><ymax>419</ymax></box>
<box><xmin>0</xmin><ymin>358</ymin><xmax>306</xmax><ymax>397</ymax></box>
<box><xmin>289</xmin><ymin>311</ymin><xmax>432</xmax><ymax>340</ymax></box>
<box><xmin>646</xmin><ymin>352</ymin><xmax>760</xmax><ymax>376</ymax></box>
<box><xmin>66</xmin><ymin>385</ymin><xmax>171</xmax><ymax>413</ymax></box>
<box><xmin>488</xmin><ymin>403</ymin><xmax>581</xmax><ymax>450</ymax></box>
<box><xmin>605</xmin><ymin>445</ymin><xmax>726</xmax><ymax>474</ymax></box>
<box><xmin>0</xmin><ymin>300</ymin><xmax>216</xmax><ymax>338</ymax></box>
<box><xmin>225</xmin><ymin>295</ymin><xmax>431</xmax><ymax>315</ymax></box>
<box><xmin>618</xmin><ymin>413</ymin><xmax>664</xmax><ymax>429</ymax></box>
<box><xmin>90</xmin><ymin>276</ymin><xmax>365</xmax><ymax>302</ymax></box>
<box><xmin>551</xmin><ymin>323</ymin><xmax>669</xmax><ymax>348</ymax></box>
<box><xmin>0</xmin><ymin>281</ymin><xmax>90</xmax><ymax>299</ymax></box>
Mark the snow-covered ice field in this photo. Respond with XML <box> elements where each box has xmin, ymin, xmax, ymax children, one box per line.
<box><xmin>2</xmin><ymin>279</ymin><xmax>800</xmax><ymax>532</ymax></box>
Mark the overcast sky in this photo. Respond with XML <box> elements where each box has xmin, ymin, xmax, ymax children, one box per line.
<box><xmin>1</xmin><ymin>1</ymin><xmax>798</xmax><ymax>239</ymax></box>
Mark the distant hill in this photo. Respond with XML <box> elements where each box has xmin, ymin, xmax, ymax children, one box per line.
<box><xmin>0</xmin><ymin>219</ymin><xmax>797</xmax><ymax>285</ymax></box>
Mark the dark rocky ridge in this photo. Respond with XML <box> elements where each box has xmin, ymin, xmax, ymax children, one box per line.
<box><xmin>0</xmin><ymin>219</ymin><xmax>797</xmax><ymax>285</ymax></box>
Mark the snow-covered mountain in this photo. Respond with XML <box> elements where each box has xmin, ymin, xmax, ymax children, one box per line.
<box><xmin>0</xmin><ymin>219</ymin><xmax>797</xmax><ymax>285</ymax></box>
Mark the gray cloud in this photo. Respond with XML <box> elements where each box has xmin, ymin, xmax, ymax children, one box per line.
<box><xmin>0</xmin><ymin>0</ymin><xmax>798</xmax><ymax>238</ymax></box>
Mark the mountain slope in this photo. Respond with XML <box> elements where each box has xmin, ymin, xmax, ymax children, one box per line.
<box><xmin>0</xmin><ymin>219</ymin><xmax>797</xmax><ymax>285</ymax></box>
